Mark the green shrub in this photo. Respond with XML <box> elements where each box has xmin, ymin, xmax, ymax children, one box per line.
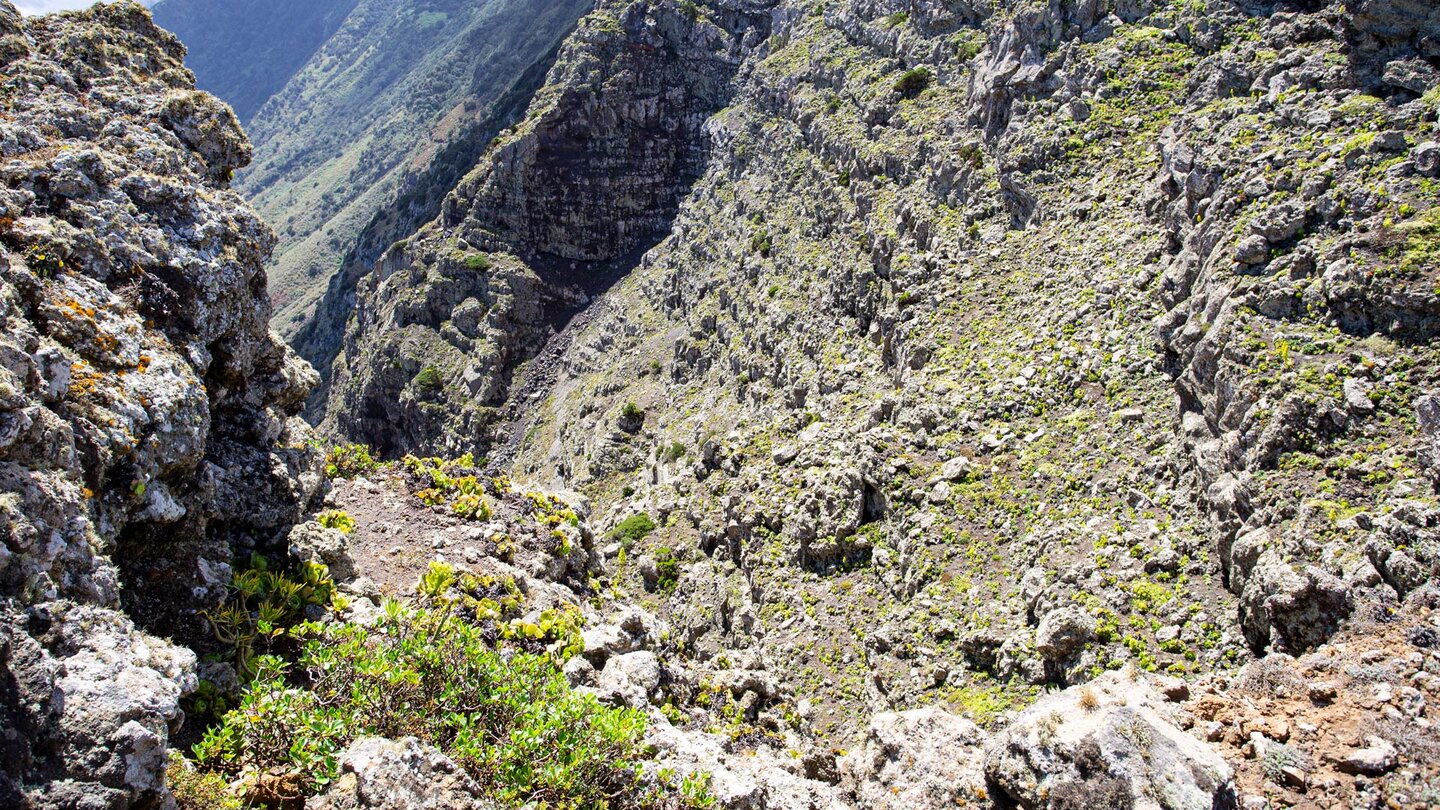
<box><xmin>452</xmin><ymin>492</ymin><xmax>492</xmax><ymax>521</ymax></box>
<box><xmin>324</xmin><ymin>443</ymin><xmax>379</xmax><ymax>479</ymax></box>
<box><xmin>893</xmin><ymin>67</ymin><xmax>933</xmax><ymax>97</ymax></box>
<box><xmin>655</xmin><ymin>547</ymin><xmax>680</xmax><ymax>594</ymax></box>
<box><xmin>168</xmin><ymin>753</ymin><xmax>242</xmax><ymax>810</ymax></box>
<box><xmin>415</xmin><ymin>365</ymin><xmax>444</xmax><ymax>392</ymax></box>
<box><xmin>620</xmin><ymin>400</ymin><xmax>645</xmax><ymax>428</ymax></box>
<box><xmin>202</xmin><ymin>555</ymin><xmax>341</xmax><ymax>680</ymax></box>
<box><xmin>464</xmin><ymin>252</ymin><xmax>492</xmax><ymax>271</ymax></box>
<box><xmin>191</xmin><ymin>603</ymin><xmax>709</xmax><ymax>808</ymax></box>
<box><xmin>317</xmin><ymin>509</ymin><xmax>356</xmax><ymax>534</ymax></box>
<box><xmin>609</xmin><ymin>513</ymin><xmax>656</xmax><ymax>547</ymax></box>
<box><xmin>663</xmin><ymin>441</ymin><xmax>686</xmax><ymax>462</ymax></box>
<box><xmin>749</xmin><ymin>228</ymin><xmax>772</xmax><ymax>256</ymax></box>
<box><xmin>953</xmin><ymin>30</ymin><xmax>985</xmax><ymax>61</ymax></box>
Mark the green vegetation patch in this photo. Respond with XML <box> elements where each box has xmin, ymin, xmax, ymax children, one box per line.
<box><xmin>191</xmin><ymin>602</ymin><xmax>711</xmax><ymax>808</ymax></box>
<box><xmin>324</xmin><ymin>443</ymin><xmax>379</xmax><ymax>479</ymax></box>
<box><xmin>317</xmin><ymin>509</ymin><xmax>356</xmax><ymax>534</ymax></box>
<box><xmin>610</xmin><ymin>513</ymin><xmax>657</xmax><ymax>547</ymax></box>
<box><xmin>893</xmin><ymin>67</ymin><xmax>933</xmax><ymax>98</ymax></box>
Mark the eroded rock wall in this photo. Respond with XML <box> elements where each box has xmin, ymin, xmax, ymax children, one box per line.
<box><xmin>319</xmin><ymin>0</ymin><xmax>778</xmax><ymax>456</ymax></box>
<box><xmin>0</xmin><ymin>2</ymin><xmax>321</xmax><ymax>805</ymax></box>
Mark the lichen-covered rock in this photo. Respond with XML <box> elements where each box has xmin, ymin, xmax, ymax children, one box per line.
<box><xmin>306</xmin><ymin>737</ymin><xmax>497</xmax><ymax>810</ymax></box>
<box><xmin>1</xmin><ymin>601</ymin><xmax>197</xmax><ymax>810</ymax></box>
<box><xmin>838</xmin><ymin>706</ymin><xmax>988</xmax><ymax>809</ymax></box>
<box><xmin>984</xmin><ymin>671</ymin><xmax>1236</xmax><ymax>810</ymax></box>
<box><xmin>644</xmin><ymin>714</ymin><xmax>847</xmax><ymax>810</ymax></box>
<box><xmin>288</xmin><ymin>520</ymin><xmax>356</xmax><ymax>581</ymax></box>
<box><xmin>0</xmin><ymin>1</ymin><xmax>322</xmax><ymax>804</ymax></box>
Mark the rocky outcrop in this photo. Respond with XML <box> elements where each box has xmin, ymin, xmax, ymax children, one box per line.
<box><xmin>299</xmin><ymin>0</ymin><xmax>1440</xmax><ymax>779</ymax></box>
<box><xmin>984</xmin><ymin>671</ymin><xmax>1235</xmax><ymax>810</ymax></box>
<box><xmin>301</xmin><ymin>0</ymin><xmax>1440</xmax><ymax>806</ymax></box>
<box><xmin>0</xmin><ymin>2</ymin><xmax>320</xmax><ymax>805</ymax></box>
<box><xmin>1148</xmin><ymin>5</ymin><xmax>1440</xmax><ymax>653</ymax></box>
<box><xmin>1</xmin><ymin>602</ymin><xmax>198</xmax><ymax>810</ymax></box>
<box><xmin>838</xmin><ymin>706</ymin><xmax>988</xmax><ymax>809</ymax></box>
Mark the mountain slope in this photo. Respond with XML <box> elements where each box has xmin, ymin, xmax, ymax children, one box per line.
<box><xmin>317</xmin><ymin>0</ymin><xmax>1440</xmax><ymax>804</ymax></box>
<box><xmin>234</xmin><ymin>0</ymin><xmax>592</xmax><ymax>338</ymax></box>
<box><xmin>150</xmin><ymin>0</ymin><xmax>358</xmax><ymax>122</ymax></box>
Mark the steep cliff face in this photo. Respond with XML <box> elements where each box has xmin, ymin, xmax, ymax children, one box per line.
<box><xmin>319</xmin><ymin>2</ymin><xmax>1440</xmax><ymax>799</ymax></box>
<box><xmin>235</xmin><ymin>0</ymin><xmax>593</xmax><ymax>339</ymax></box>
<box><xmin>0</xmin><ymin>2</ymin><xmax>320</xmax><ymax>805</ymax></box>
<box><xmin>291</xmin><ymin>33</ymin><xmax>569</xmax><ymax>416</ymax></box>
<box><xmin>319</xmin><ymin>0</ymin><xmax>777</xmax><ymax>456</ymax></box>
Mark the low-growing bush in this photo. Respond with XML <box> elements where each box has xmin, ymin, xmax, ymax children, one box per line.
<box><xmin>619</xmin><ymin>400</ymin><xmax>645</xmax><ymax>429</ymax></box>
<box><xmin>609</xmin><ymin>513</ymin><xmax>656</xmax><ymax>547</ymax></box>
<box><xmin>168</xmin><ymin>753</ymin><xmax>242</xmax><ymax>810</ymax></box>
<box><xmin>452</xmin><ymin>492</ymin><xmax>492</xmax><ymax>520</ymax></box>
<box><xmin>894</xmin><ymin>66</ymin><xmax>933</xmax><ymax>97</ymax></box>
<box><xmin>317</xmin><ymin>509</ymin><xmax>356</xmax><ymax>534</ymax></box>
<box><xmin>403</xmin><ymin>454</ymin><xmax>497</xmax><ymax>519</ymax></box>
<box><xmin>415</xmin><ymin>365</ymin><xmax>444</xmax><ymax>392</ymax></box>
<box><xmin>191</xmin><ymin>602</ymin><xmax>710</xmax><ymax>808</ymax></box>
<box><xmin>324</xmin><ymin>443</ymin><xmax>379</xmax><ymax>479</ymax></box>
<box><xmin>655</xmin><ymin>547</ymin><xmax>680</xmax><ymax>594</ymax></box>
<box><xmin>202</xmin><ymin>555</ymin><xmax>342</xmax><ymax>680</ymax></box>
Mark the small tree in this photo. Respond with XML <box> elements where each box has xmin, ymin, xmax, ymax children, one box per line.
<box><xmin>894</xmin><ymin>67</ymin><xmax>933</xmax><ymax>98</ymax></box>
<box><xmin>415</xmin><ymin>365</ymin><xmax>443</xmax><ymax>393</ymax></box>
<box><xmin>619</xmin><ymin>400</ymin><xmax>645</xmax><ymax>430</ymax></box>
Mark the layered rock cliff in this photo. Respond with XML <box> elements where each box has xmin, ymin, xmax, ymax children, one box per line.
<box><xmin>233</xmin><ymin>0</ymin><xmax>594</xmax><ymax>339</ymax></box>
<box><xmin>319</xmin><ymin>0</ymin><xmax>777</xmax><ymax>455</ymax></box>
<box><xmin>0</xmin><ymin>3</ymin><xmax>320</xmax><ymax>805</ymax></box>
<box><xmin>3</xmin><ymin>0</ymin><xmax>1435</xmax><ymax>807</ymax></box>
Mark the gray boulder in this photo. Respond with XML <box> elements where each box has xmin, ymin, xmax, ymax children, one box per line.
<box><xmin>1036</xmin><ymin>606</ymin><xmax>1097</xmax><ymax>667</ymax></box>
<box><xmin>5</xmin><ymin>603</ymin><xmax>196</xmax><ymax>810</ymax></box>
<box><xmin>1238</xmin><ymin>550</ymin><xmax>1352</xmax><ymax>653</ymax></box>
<box><xmin>307</xmin><ymin>737</ymin><xmax>495</xmax><ymax>810</ymax></box>
<box><xmin>839</xmin><ymin>706</ymin><xmax>987</xmax><ymax>809</ymax></box>
<box><xmin>1414</xmin><ymin>142</ymin><xmax>1440</xmax><ymax>178</ymax></box>
<box><xmin>645</xmin><ymin>717</ymin><xmax>846</xmax><ymax>809</ymax></box>
<box><xmin>1418</xmin><ymin>393</ymin><xmax>1440</xmax><ymax>478</ymax></box>
<box><xmin>984</xmin><ymin>671</ymin><xmax>1236</xmax><ymax>810</ymax></box>
<box><xmin>288</xmin><ymin>521</ymin><xmax>356</xmax><ymax>582</ymax></box>
<box><xmin>593</xmin><ymin>650</ymin><xmax>663</xmax><ymax>708</ymax></box>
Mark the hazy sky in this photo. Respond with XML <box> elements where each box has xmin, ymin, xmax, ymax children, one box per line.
<box><xmin>15</xmin><ymin>1</ymin><xmax>153</xmax><ymax>14</ymax></box>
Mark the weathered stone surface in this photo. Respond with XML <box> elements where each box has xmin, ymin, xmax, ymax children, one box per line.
<box><xmin>0</xmin><ymin>2</ymin><xmax>321</xmax><ymax>805</ymax></box>
<box><xmin>288</xmin><ymin>520</ymin><xmax>356</xmax><ymax>582</ymax></box>
<box><xmin>2</xmin><ymin>602</ymin><xmax>196</xmax><ymax>810</ymax></box>
<box><xmin>985</xmin><ymin>671</ymin><xmax>1236</xmax><ymax>810</ymax></box>
<box><xmin>838</xmin><ymin>706</ymin><xmax>987</xmax><ymax>809</ymax></box>
<box><xmin>307</xmin><ymin>737</ymin><xmax>495</xmax><ymax>810</ymax></box>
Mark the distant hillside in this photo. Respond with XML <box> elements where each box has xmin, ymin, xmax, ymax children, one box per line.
<box><xmin>234</xmin><ymin>0</ymin><xmax>591</xmax><ymax>338</ymax></box>
<box><xmin>150</xmin><ymin>0</ymin><xmax>358</xmax><ymax>122</ymax></box>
